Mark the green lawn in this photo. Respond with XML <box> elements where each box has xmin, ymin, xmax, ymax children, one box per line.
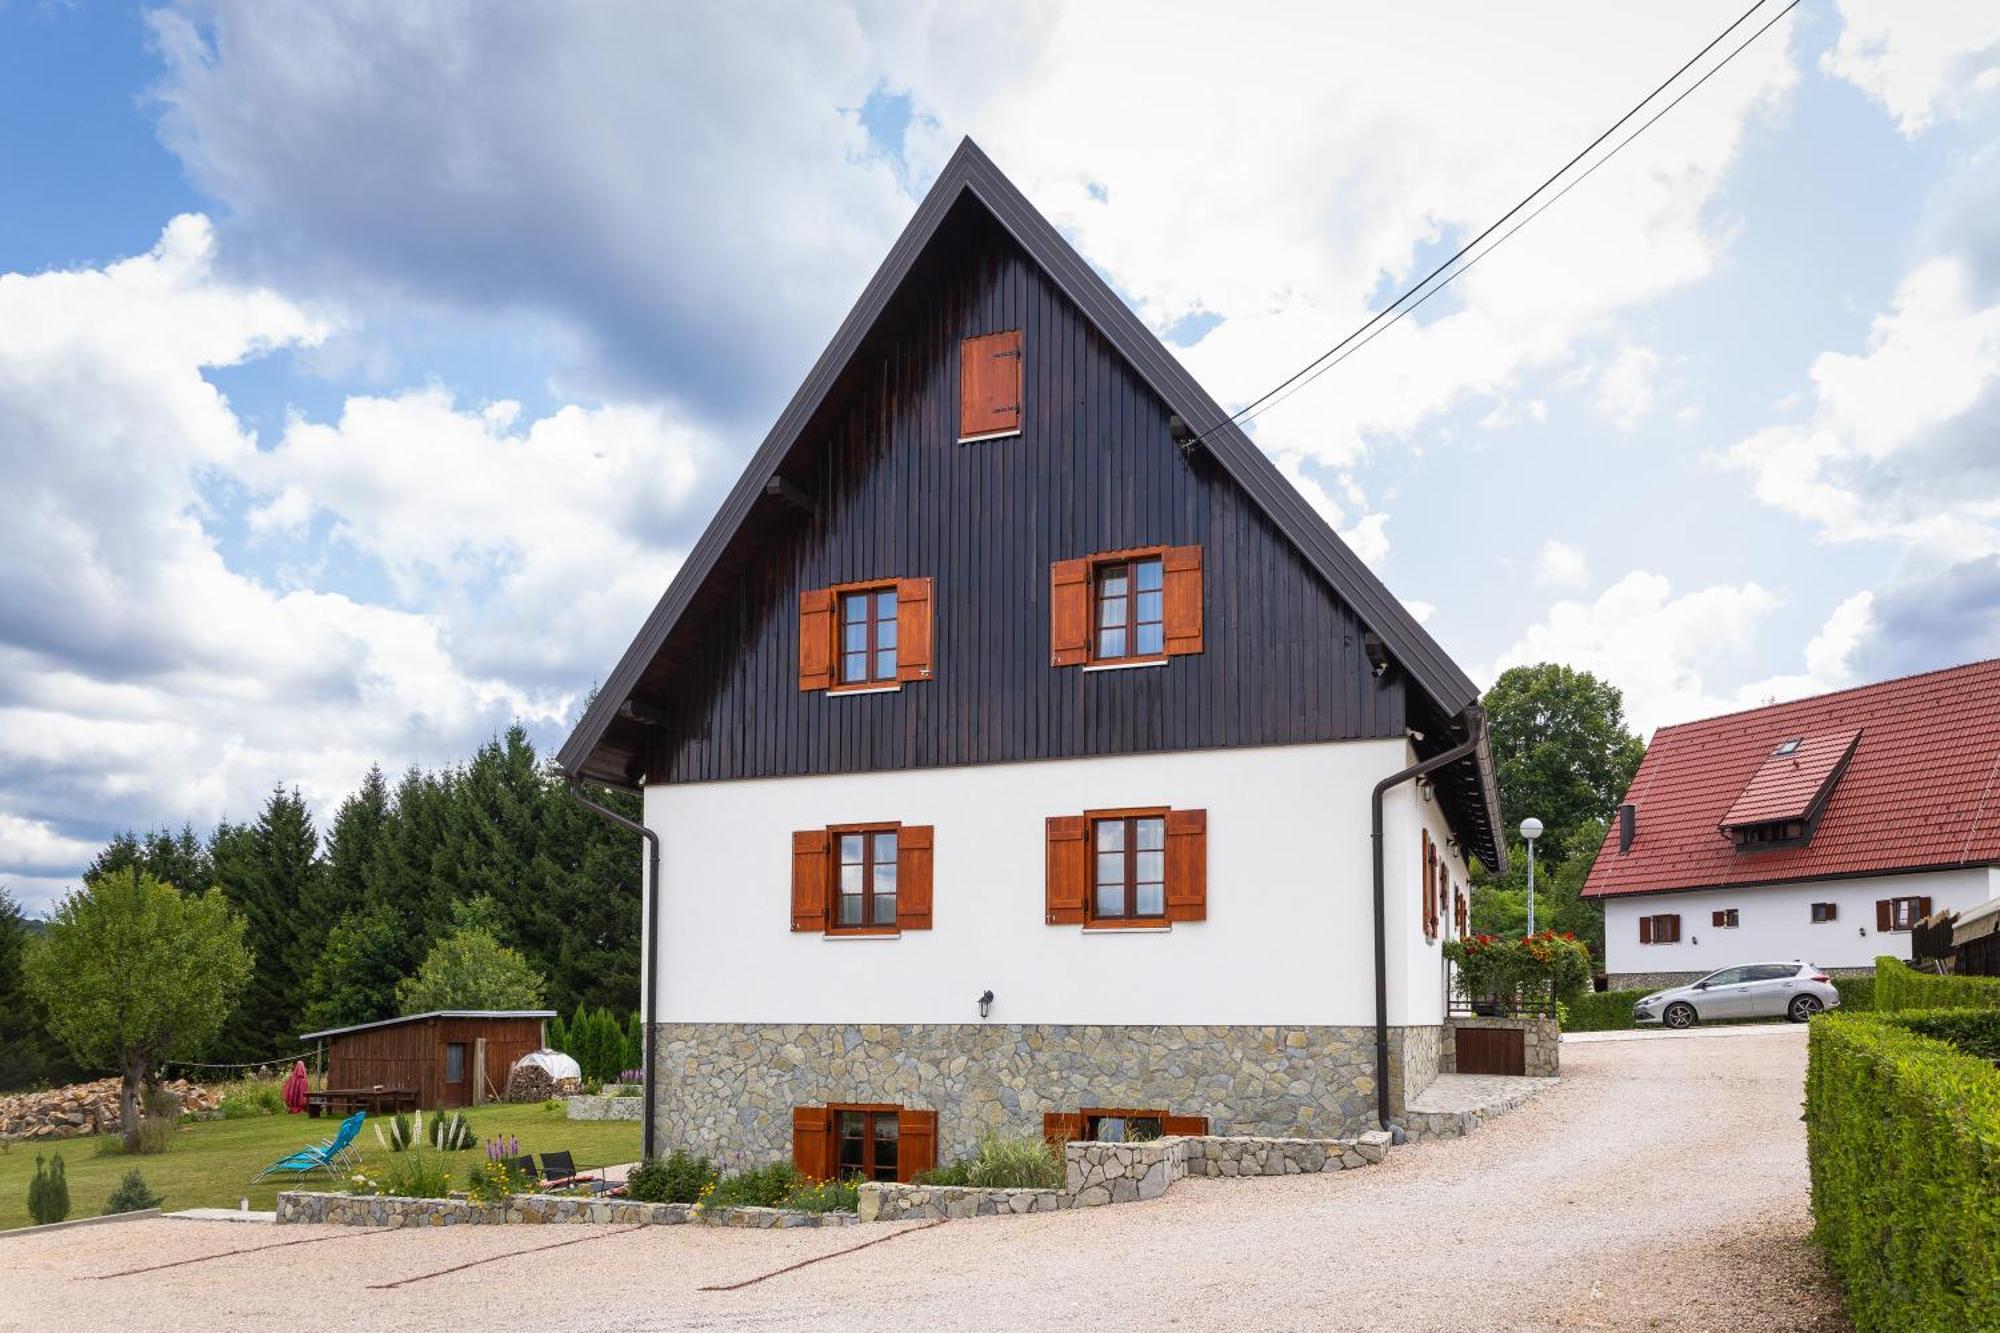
<box><xmin>0</xmin><ymin>1102</ymin><xmax>641</xmax><ymax>1231</ymax></box>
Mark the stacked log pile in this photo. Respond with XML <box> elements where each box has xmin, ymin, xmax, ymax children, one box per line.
<box><xmin>0</xmin><ymin>1077</ymin><xmax>220</xmax><ymax>1139</ymax></box>
<box><xmin>503</xmin><ymin>1064</ymin><xmax>581</xmax><ymax>1102</ymax></box>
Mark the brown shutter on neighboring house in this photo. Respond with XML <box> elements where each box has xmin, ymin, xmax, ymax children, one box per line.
<box><xmin>959</xmin><ymin>330</ymin><xmax>1022</xmax><ymax>439</ymax></box>
<box><xmin>1045</xmin><ymin>816</ymin><xmax>1088</xmax><ymax>924</ymax></box>
<box><xmin>1160</xmin><ymin>1114</ymin><xmax>1210</xmax><ymax>1136</ymax></box>
<box><xmin>1049</xmin><ymin>560</ymin><xmax>1090</xmax><ymax>666</ymax></box>
<box><xmin>792</xmin><ymin>1105</ymin><xmax>830</xmax><ymax>1180</ymax></box>
<box><xmin>1917</xmin><ymin>896</ymin><xmax>1933</xmax><ymax>920</ymax></box>
<box><xmin>895</xmin><ymin>1108</ymin><xmax>938</xmax><ymax>1182</ymax></box>
<box><xmin>1165</xmin><ymin>809</ymin><xmax>1208</xmax><ymax>922</ymax></box>
<box><xmin>1712</xmin><ymin>910</ymin><xmax>1726</xmax><ymax>928</ymax></box>
<box><xmin>897</xmin><ymin>825</ymin><xmax>934</xmax><ymax>931</ymax></box>
<box><xmin>1163</xmin><ymin>545</ymin><xmax>1204</xmax><ymax>655</ymax></box>
<box><xmin>798</xmin><ymin>588</ymin><xmax>834</xmax><ymax>691</ymax></box>
<box><xmin>1876</xmin><ymin>900</ymin><xmax>1893</xmax><ymax>932</ymax></box>
<box><xmin>1664</xmin><ymin>914</ymin><xmax>1681</xmax><ymax>943</ymax></box>
<box><xmin>1640</xmin><ymin>916</ymin><xmax>1653</xmax><ymax>945</ymax></box>
<box><xmin>895</xmin><ymin>577</ymin><xmax>933</xmax><ymax>683</ymax></box>
<box><xmin>791</xmin><ymin>829</ymin><xmax>829</xmax><ymax>931</ymax></box>
<box><xmin>1043</xmin><ymin>1111</ymin><xmax>1086</xmax><ymax>1144</ymax></box>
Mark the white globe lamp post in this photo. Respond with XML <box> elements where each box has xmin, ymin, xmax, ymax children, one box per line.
<box><xmin>1520</xmin><ymin>817</ymin><xmax>1545</xmax><ymax>935</ymax></box>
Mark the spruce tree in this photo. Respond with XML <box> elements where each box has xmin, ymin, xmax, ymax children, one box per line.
<box><xmin>0</xmin><ymin>887</ymin><xmax>80</xmax><ymax>1091</ymax></box>
<box><xmin>210</xmin><ymin>789</ymin><xmax>322</xmax><ymax>1061</ymax></box>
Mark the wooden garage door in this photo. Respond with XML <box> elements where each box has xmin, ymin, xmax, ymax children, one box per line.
<box><xmin>1455</xmin><ymin>1027</ymin><xmax>1525</xmax><ymax>1076</ymax></box>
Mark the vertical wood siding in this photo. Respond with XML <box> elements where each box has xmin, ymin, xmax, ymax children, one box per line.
<box><xmin>646</xmin><ymin>205</ymin><xmax>1403</xmax><ymax>784</ymax></box>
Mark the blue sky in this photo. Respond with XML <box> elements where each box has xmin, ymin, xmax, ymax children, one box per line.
<box><xmin>2</xmin><ymin>2</ymin><xmax>1998</xmax><ymax>912</ymax></box>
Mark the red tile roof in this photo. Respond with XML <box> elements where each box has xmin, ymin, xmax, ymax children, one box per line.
<box><xmin>1582</xmin><ymin>658</ymin><xmax>2000</xmax><ymax>899</ymax></box>
<box><xmin>1719</xmin><ymin>728</ymin><xmax>1861</xmax><ymax>828</ymax></box>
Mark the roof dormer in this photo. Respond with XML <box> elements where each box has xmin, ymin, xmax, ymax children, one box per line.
<box><xmin>1718</xmin><ymin>729</ymin><xmax>1861</xmax><ymax>852</ymax></box>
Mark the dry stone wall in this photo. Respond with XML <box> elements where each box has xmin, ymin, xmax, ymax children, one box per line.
<box><xmin>275</xmin><ymin>1191</ymin><xmax>857</xmax><ymax>1228</ymax></box>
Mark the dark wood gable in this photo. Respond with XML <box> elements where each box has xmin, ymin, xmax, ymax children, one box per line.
<box><xmin>635</xmin><ymin>202</ymin><xmax>1405</xmax><ymax>785</ymax></box>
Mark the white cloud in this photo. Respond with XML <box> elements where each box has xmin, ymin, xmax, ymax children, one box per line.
<box><xmin>0</xmin><ymin>814</ymin><xmax>100</xmax><ymax>874</ymax></box>
<box><xmin>1535</xmin><ymin>539</ymin><xmax>1590</xmax><ymax>589</ymax></box>
<box><xmin>1822</xmin><ymin>1</ymin><xmax>2000</xmax><ymax>134</ymax></box>
<box><xmin>1593</xmin><ymin>345</ymin><xmax>1664</xmax><ymax>431</ymax></box>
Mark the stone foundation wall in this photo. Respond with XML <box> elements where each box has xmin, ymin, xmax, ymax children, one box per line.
<box><xmin>565</xmin><ymin>1095</ymin><xmax>645</xmax><ymax>1121</ymax></box>
<box><xmin>650</xmin><ymin>1022</ymin><xmax>1434</xmax><ymax>1165</ymax></box>
<box><xmin>275</xmin><ymin>1191</ymin><xmax>856</xmax><ymax>1229</ymax></box>
<box><xmin>1440</xmin><ymin>1016</ymin><xmax>1559</xmax><ymax>1077</ymax></box>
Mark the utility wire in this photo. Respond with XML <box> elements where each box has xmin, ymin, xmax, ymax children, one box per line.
<box><xmin>1192</xmin><ymin>0</ymin><xmax>1788</xmax><ymax>445</ymax></box>
<box><xmin>1236</xmin><ymin>0</ymin><xmax>1801</xmax><ymax>428</ymax></box>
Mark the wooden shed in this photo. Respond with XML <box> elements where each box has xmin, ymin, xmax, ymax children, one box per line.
<box><xmin>300</xmin><ymin>1011</ymin><xmax>553</xmax><ymax>1109</ymax></box>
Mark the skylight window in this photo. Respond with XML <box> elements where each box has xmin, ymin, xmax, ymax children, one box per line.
<box><xmin>1773</xmin><ymin>738</ymin><xmax>1802</xmax><ymax>756</ymax></box>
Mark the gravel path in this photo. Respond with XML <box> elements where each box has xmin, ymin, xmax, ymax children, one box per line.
<box><xmin>2</xmin><ymin>1026</ymin><xmax>1848</xmax><ymax>1332</ymax></box>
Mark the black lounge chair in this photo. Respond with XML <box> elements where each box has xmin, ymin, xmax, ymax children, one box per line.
<box><xmin>539</xmin><ymin>1150</ymin><xmax>612</xmax><ymax>1194</ymax></box>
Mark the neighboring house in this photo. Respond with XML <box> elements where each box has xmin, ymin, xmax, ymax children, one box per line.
<box><xmin>556</xmin><ymin>138</ymin><xmax>1505</xmax><ymax>1177</ymax></box>
<box><xmin>1583</xmin><ymin>658</ymin><xmax>2000</xmax><ymax>990</ymax></box>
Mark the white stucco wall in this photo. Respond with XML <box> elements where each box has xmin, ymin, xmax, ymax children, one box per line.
<box><xmin>1383</xmin><ymin>773</ymin><xmax>1471</xmax><ymax>1028</ymax></box>
<box><xmin>1600</xmin><ymin>865</ymin><xmax>2000</xmax><ymax>978</ymax></box>
<box><xmin>642</xmin><ymin>737</ymin><xmax>1453</xmax><ymax>1027</ymax></box>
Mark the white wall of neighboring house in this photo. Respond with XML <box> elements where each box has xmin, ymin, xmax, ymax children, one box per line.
<box><xmin>642</xmin><ymin>735</ymin><xmax>1452</xmax><ymax>1028</ymax></box>
<box><xmin>1601</xmin><ymin>865</ymin><xmax>2000</xmax><ymax>978</ymax></box>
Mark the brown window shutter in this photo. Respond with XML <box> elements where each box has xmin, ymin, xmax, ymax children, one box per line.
<box><xmin>1163</xmin><ymin>545</ymin><xmax>1204</xmax><ymax>655</ymax></box>
<box><xmin>1043</xmin><ymin>1111</ymin><xmax>1086</xmax><ymax>1144</ymax></box>
<box><xmin>895</xmin><ymin>577</ymin><xmax>933</xmax><ymax>683</ymax></box>
<box><xmin>1045</xmin><ymin>816</ymin><xmax>1087</xmax><ymax>924</ymax></box>
<box><xmin>798</xmin><ymin>588</ymin><xmax>834</xmax><ymax>691</ymax></box>
<box><xmin>791</xmin><ymin>829</ymin><xmax>829</xmax><ymax>932</ymax></box>
<box><xmin>1712</xmin><ymin>910</ymin><xmax>1726</xmax><ymax>928</ymax></box>
<box><xmin>896</xmin><ymin>825</ymin><xmax>934</xmax><ymax>931</ymax></box>
<box><xmin>1665</xmin><ymin>914</ymin><xmax>1681</xmax><ymax>943</ymax></box>
<box><xmin>1825</xmin><ymin>902</ymin><xmax>1837</xmax><ymax>922</ymax></box>
<box><xmin>1160</xmin><ymin>1114</ymin><xmax>1209</xmax><ymax>1137</ymax></box>
<box><xmin>1639</xmin><ymin>916</ymin><xmax>1652</xmax><ymax>945</ymax></box>
<box><xmin>895</xmin><ymin>1108</ymin><xmax>938</xmax><ymax>1183</ymax></box>
<box><xmin>1165</xmin><ymin>809</ymin><xmax>1208</xmax><ymax>922</ymax></box>
<box><xmin>1049</xmin><ymin>560</ymin><xmax>1089</xmax><ymax>666</ymax></box>
<box><xmin>1918</xmin><ymin>896</ymin><xmax>1933</xmax><ymax>920</ymax></box>
<box><xmin>959</xmin><ymin>330</ymin><xmax>1022</xmax><ymax>440</ymax></box>
<box><xmin>791</xmin><ymin>1105</ymin><xmax>830</xmax><ymax>1181</ymax></box>
<box><xmin>1875</xmin><ymin>900</ymin><xmax>1892</xmax><ymax>932</ymax></box>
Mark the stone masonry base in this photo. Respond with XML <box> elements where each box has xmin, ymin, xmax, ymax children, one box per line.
<box><xmin>1440</xmin><ymin>1015</ymin><xmax>1560</xmax><ymax>1077</ymax></box>
<box><xmin>649</xmin><ymin>1021</ymin><xmax>1435</xmax><ymax>1165</ymax></box>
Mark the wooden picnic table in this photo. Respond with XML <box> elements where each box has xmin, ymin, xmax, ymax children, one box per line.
<box><xmin>307</xmin><ymin>1086</ymin><xmax>420</xmax><ymax>1117</ymax></box>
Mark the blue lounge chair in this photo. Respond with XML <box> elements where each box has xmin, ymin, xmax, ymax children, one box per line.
<box><xmin>252</xmin><ymin>1110</ymin><xmax>365</xmax><ymax>1183</ymax></box>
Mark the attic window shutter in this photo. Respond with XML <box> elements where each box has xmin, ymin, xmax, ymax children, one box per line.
<box><xmin>896</xmin><ymin>825</ymin><xmax>934</xmax><ymax>930</ymax></box>
<box><xmin>895</xmin><ymin>577</ymin><xmax>934</xmax><ymax>682</ymax></box>
<box><xmin>1875</xmin><ymin>900</ymin><xmax>1892</xmax><ymax>933</ymax></box>
<box><xmin>1050</xmin><ymin>560</ymin><xmax>1090</xmax><ymax>666</ymax></box>
<box><xmin>1045</xmin><ymin>816</ymin><xmax>1087</xmax><ymax>924</ymax></box>
<box><xmin>1165</xmin><ymin>809</ymin><xmax>1207</xmax><ymax>922</ymax></box>
<box><xmin>798</xmin><ymin>588</ymin><xmax>834</xmax><ymax>691</ymax></box>
<box><xmin>1163</xmin><ymin>545</ymin><xmax>1204</xmax><ymax>656</ymax></box>
<box><xmin>959</xmin><ymin>330</ymin><xmax>1022</xmax><ymax>440</ymax></box>
<box><xmin>791</xmin><ymin>1105</ymin><xmax>830</xmax><ymax>1180</ymax></box>
<box><xmin>791</xmin><ymin>829</ymin><xmax>829</xmax><ymax>931</ymax></box>
<box><xmin>895</xmin><ymin>1108</ymin><xmax>938</xmax><ymax>1183</ymax></box>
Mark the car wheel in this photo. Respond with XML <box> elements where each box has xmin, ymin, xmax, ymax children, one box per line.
<box><xmin>1663</xmin><ymin>1002</ymin><xmax>1697</xmax><ymax>1030</ymax></box>
<box><xmin>1788</xmin><ymin>995</ymin><xmax>1823</xmax><ymax>1023</ymax></box>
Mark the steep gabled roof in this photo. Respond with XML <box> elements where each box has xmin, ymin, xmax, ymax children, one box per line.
<box><xmin>556</xmin><ymin>138</ymin><xmax>1500</xmax><ymax>864</ymax></box>
<box><xmin>1583</xmin><ymin>658</ymin><xmax>2000</xmax><ymax>899</ymax></box>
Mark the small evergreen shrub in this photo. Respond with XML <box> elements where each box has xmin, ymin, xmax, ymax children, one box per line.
<box><xmin>103</xmin><ymin>1168</ymin><xmax>163</xmax><ymax>1214</ymax></box>
<box><xmin>625</xmin><ymin>1149</ymin><xmax>715</xmax><ymax>1204</ymax></box>
<box><xmin>704</xmin><ymin>1161</ymin><xmax>803</xmax><ymax>1210</ymax></box>
<box><xmin>374</xmin><ymin>1111</ymin><xmax>415</xmax><ymax>1153</ymax></box>
<box><xmin>429</xmin><ymin>1111</ymin><xmax>475</xmax><ymax>1151</ymax></box>
<box><xmin>27</xmin><ymin>1153</ymin><xmax>70</xmax><ymax>1225</ymax></box>
<box><xmin>1874</xmin><ymin>956</ymin><xmax>2000</xmax><ymax>1013</ymax></box>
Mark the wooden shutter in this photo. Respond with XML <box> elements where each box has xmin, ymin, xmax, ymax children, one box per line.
<box><xmin>896</xmin><ymin>825</ymin><xmax>934</xmax><ymax>931</ymax></box>
<box><xmin>1160</xmin><ymin>1114</ymin><xmax>1209</xmax><ymax>1136</ymax></box>
<box><xmin>791</xmin><ymin>829</ymin><xmax>829</xmax><ymax>932</ymax></box>
<box><xmin>1639</xmin><ymin>916</ymin><xmax>1653</xmax><ymax>945</ymax></box>
<box><xmin>1917</xmin><ymin>896</ymin><xmax>1933</xmax><ymax>921</ymax></box>
<box><xmin>1165</xmin><ymin>809</ymin><xmax>1208</xmax><ymax>922</ymax></box>
<box><xmin>959</xmin><ymin>330</ymin><xmax>1022</xmax><ymax>440</ymax></box>
<box><xmin>1050</xmin><ymin>559</ymin><xmax>1090</xmax><ymax>666</ymax></box>
<box><xmin>1043</xmin><ymin>1111</ymin><xmax>1086</xmax><ymax>1144</ymax></box>
<box><xmin>1712</xmin><ymin>910</ymin><xmax>1726</xmax><ymax>928</ymax></box>
<box><xmin>1045</xmin><ymin>816</ymin><xmax>1087</xmax><ymax>924</ymax></box>
<box><xmin>895</xmin><ymin>577</ymin><xmax>933</xmax><ymax>683</ymax></box>
<box><xmin>1664</xmin><ymin>914</ymin><xmax>1681</xmax><ymax>943</ymax></box>
<box><xmin>1824</xmin><ymin>902</ymin><xmax>1837</xmax><ymax>922</ymax></box>
<box><xmin>791</xmin><ymin>1105</ymin><xmax>830</xmax><ymax>1181</ymax></box>
<box><xmin>1876</xmin><ymin>900</ymin><xmax>1892</xmax><ymax>932</ymax></box>
<box><xmin>798</xmin><ymin>588</ymin><xmax>834</xmax><ymax>691</ymax></box>
<box><xmin>895</xmin><ymin>1107</ymin><xmax>938</xmax><ymax>1183</ymax></box>
<box><xmin>1163</xmin><ymin>545</ymin><xmax>1204</xmax><ymax>656</ymax></box>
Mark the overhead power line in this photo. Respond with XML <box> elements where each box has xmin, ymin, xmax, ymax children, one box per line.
<box><xmin>1194</xmin><ymin>0</ymin><xmax>1800</xmax><ymax>445</ymax></box>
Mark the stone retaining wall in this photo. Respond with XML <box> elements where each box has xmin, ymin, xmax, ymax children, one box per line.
<box><xmin>1441</xmin><ymin>1015</ymin><xmax>1559</xmax><ymax>1077</ymax></box>
<box><xmin>858</xmin><ymin>1130</ymin><xmax>1389</xmax><ymax>1222</ymax></box>
<box><xmin>275</xmin><ymin>1191</ymin><xmax>856</xmax><ymax>1228</ymax></box>
<box><xmin>651</xmin><ymin>1022</ymin><xmax>1436</xmax><ymax>1164</ymax></box>
<box><xmin>565</xmin><ymin>1095</ymin><xmax>645</xmax><ymax>1121</ymax></box>
<box><xmin>1607</xmin><ymin>966</ymin><xmax>1872</xmax><ymax>991</ymax></box>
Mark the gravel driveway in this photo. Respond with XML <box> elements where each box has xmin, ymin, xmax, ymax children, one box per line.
<box><xmin>2</xmin><ymin>1025</ymin><xmax>1848</xmax><ymax>1332</ymax></box>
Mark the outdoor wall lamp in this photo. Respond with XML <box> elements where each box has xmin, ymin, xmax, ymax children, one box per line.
<box><xmin>977</xmin><ymin>989</ymin><xmax>995</xmax><ymax>1020</ymax></box>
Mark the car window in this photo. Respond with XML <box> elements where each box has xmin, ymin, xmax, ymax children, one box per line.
<box><xmin>1702</xmin><ymin>967</ymin><xmax>1749</xmax><ymax>986</ymax></box>
<box><xmin>1751</xmin><ymin>963</ymin><xmax>1800</xmax><ymax>981</ymax></box>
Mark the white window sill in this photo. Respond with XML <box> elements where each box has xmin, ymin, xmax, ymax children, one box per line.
<box><xmin>828</xmin><ymin>684</ymin><xmax>901</xmax><ymax>697</ymax></box>
<box><xmin>1082</xmin><ymin>659</ymin><xmax>1168</xmax><ymax>674</ymax></box>
<box><xmin>1081</xmin><ymin>926</ymin><xmax>1173</xmax><ymax>935</ymax></box>
<box><xmin>821</xmin><ymin>932</ymin><xmax>901</xmax><ymax>942</ymax></box>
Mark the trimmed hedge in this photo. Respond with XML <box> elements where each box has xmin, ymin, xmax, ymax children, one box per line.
<box><xmin>1806</xmin><ymin>1011</ymin><xmax>2000</xmax><ymax>1330</ymax></box>
<box><xmin>1874</xmin><ymin>956</ymin><xmax>2000</xmax><ymax>1013</ymax></box>
<box><xmin>1896</xmin><ymin>1009</ymin><xmax>2000</xmax><ymax>1060</ymax></box>
<box><xmin>1831</xmin><ymin>974</ymin><xmax>1873</xmax><ymax>1012</ymax></box>
<box><xmin>1561</xmin><ymin>989</ymin><xmax>1647</xmax><ymax>1032</ymax></box>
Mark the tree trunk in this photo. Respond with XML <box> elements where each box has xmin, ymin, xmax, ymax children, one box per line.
<box><xmin>120</xmin><ymin>1059</ymin><xmax>144</xmax><ymax>1153</ymax></box>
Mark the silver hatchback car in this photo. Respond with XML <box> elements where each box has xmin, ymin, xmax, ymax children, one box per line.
<box><xmin>1633</xmin><ymin>961</ymin><xmax>1840</xmax><ymax>1028</ymax></box>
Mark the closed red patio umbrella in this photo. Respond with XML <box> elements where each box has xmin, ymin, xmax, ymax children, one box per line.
<box><xmin>282</xmin><ymin>1060</ymin><xmax>309</xmax><ymax>1114</ymax></box>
